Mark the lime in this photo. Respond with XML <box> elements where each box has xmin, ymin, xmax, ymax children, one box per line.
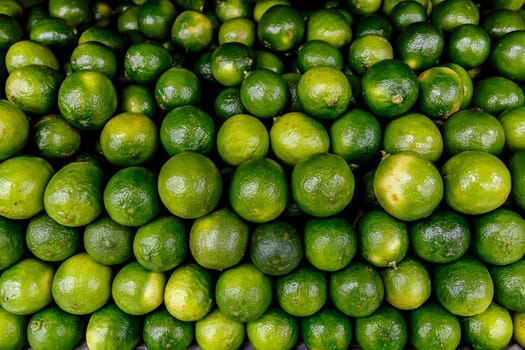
<box><xmin>70</xmin><ymin>41</ymin><xmax>118</xmax><ymax>79</ymax></box>
<box><xmin>240</xmin><ymin>69</ymin><xmax>288</xmax><ymax>118</ymax></box>
<box><xmin>0</xmin><ymin>99</ymin><xmax>29</xmax><ymax>161</ymax></box>
<box><xmin>473</xmin><ymin>76</ymin><xmax>525</xmax><ymax>115</ymax></box>
<box><xmin>229</xmin><ymin>157</ymin><xmax>288</xmax><ymax>223</ymax></box>
<box><xmin>195</xmin><ymin>308</ymin><xmax>245</xmax><ymax>350</ymax></box>
<box><xmin>446</xmin><ymin>23</ymin><xmax>491</xmax><ymax>69</ymax></box>
<box><xmin>463</xmin><ymin>303</ymin><xmax>513</xmax><ymax>350</ymax></box>
<box><xmin>215</xmin><ymin>263</ymin><xmax>272</xmax><ymax>322</ymax></box>
<box><xmin>171</xmin><ymin>10</ymin><xmax>213</xmax><ymax>53</ymax></box>
<box><xmin>296</xmin><ymin>40</ymin><xmax>344</xmax><ymax>72</ymax></box>
<box><xmin>154</xmin><ymin>67</ymin><xmax>201</xmax><ymax>111</ymax></box>
<box><xmin>124</xmin><ymin>42</ymin><xmax>172</xmax><ymax>84</ymax></box>
<box><xmin>418</xmin><ymin>66</ymin><xmax>464</xmax><ymax>119</ymax></box>
<box><xmin>491</xmin><ymin>259</ymin><xmax>525</xmax><ymax>312</ymax></box>
<box><xmin>442</xmin><ymin>151</ymin><xmax>511</xmax><ymax>215</ymax></box>
<box><xmin>48</xmin><ymin>0</ymin><xmax>92</xmax><ymax>27</ymax></box>
<box><xmin>408</xmin><ymin>302</ymin><xmax>461</xmax><ymax>350</ymax></box>
<box><xmin>213</xmin><ymin>87</ymin><xmax>247</xmax><ymax>121</ymax></box>
<box><xmin>32</xmin><ymin>114</ymin><xmax>82</xmax><ymax>160</ymax></box>
<box><xmin>491</xmin><ymin>29</ymin><xmax>525</xmax><ymax>81</ymax></box>
<box><xmin>0</xmin><ymin>258</ymin><xmax>54</xmax><ymax>315</ymax></box>
<box><xmin>301</xmin><ymin>308</ymin><xmax>352</xmax><ymax>350</ymax></box>
<box><xmin>483</xmin><ymin>8</ymin><xmax>525</xmax><ymax>39</ymax></box>
<box><xmin>164</xmin><ymin>263</ymin><xmax>213</xmax><ymax>322</ymax></box>
<box><xmin>430</xmin><ymin>0</ymin><xmax>479</xmax><ymax>32</ymax></box>
<box><xmin>246</xmin><ymin>307</ymin><xmax>299</xmax><ymax>350</ymax></box>
<box><xmin>0</xmin><ymin>155</ymin><xmax>54</xmax><ymax>220</ymax></box>
<box><xmin>120</xmin><ymin>85</ymin><xmax>157</xmax><ymax>118</ymax></box>
<box><xmin>86</xmin><ymin>303</ymin><xmax>140</xmax><ymax>350</ymax></box>
<box><xmin>0</xmin><ymin>14</ymin><xmax>22</xmax><ymax>49</ymax></box>
<box><xmin>27</xmin><ymin>306</ymin><xmax>83</xmax><ymax>350</ymax></box>
<box><xmin>210</xmin><ymin>42</ymin><xmax>255</xmax><ymax>87</ymax></box>
<box><xmin>509</xmin><ymin>149</ymin><xmax>525</xmax><ymax>210</ymax></box>
<box><xmin>189</xmin><ymin>207</ymin><xmax>249</xmax><ymax>271</ymax></box>
<box><xmin>434</xmin><ymin>255</ymin><xmax>494</xmax><ymax>317</ymax></box>
<box><xmin>396</xmin><ymin>22</ymin><xmax>444</xmax><ymax>71</ymax></box>
<box><xmin>5</xmin><ymin>40</ymin><xmax>59</xmax><ymax>74</ymax></box>
<box><xmin>389</xmin><ymin>1</ymin><xmax>428</xmax><ymax>30</ymax></box>
<box><xmin>249</xmin><ymin>220</ymin><xmax>303</xmax><ymax>276</ymax></box>
<box><xmin>473</xmin><ymin>208</ymin><xmax>525</xmax><ymax>266</ymax></box>
<box><xmin>253</xmin><ymin>0</ymin><xmax>290</xmax><ymax>22</ymax></box>
<box><xmin>499</xmin><ymin>106</ymin><xmax>525</xmax><ymax>152</ymax></box>
<box><xmin>348</xmin><ymin>34</ymin><xmax>394</xmax><ymax>75</ymax></box>
<box><xmin>276</xmin><ymin>266</ymin><xmax>327</xmax><ymax>317</ymax></box>
<box><xmin>0</xmin><ymin>305</ymin><xmax>27</xmax><ymax>350</ymax></box>
<box><xmin>0</xmin><ymin>216</ymin><xmax>24</xmax><ymax>270</ymax></box>
<box><xmin>143</xmin><ymin>308</ymin><xmax>194</xmax><ymax>350</ymax></box>
<box><xmin>218</xmin><ymin>17</ymin><xmax>256</xmax><ymax>47</ymax></box>
<box><xmin>26</xmin><ymin>213</ymin><xmax>81</xmax><ymax>262</ymax></box>
<box><xmin>137</xmin><ymin>0</ymin><xmax>177</xmax><ymax>40</ymax></box>
<box><xmin>437</xmin><ymin>62</ymin><xmax>474</xmax><ymax>109</ymax></box>
<box><xmin>112</xmin><ymin>262</ymin><xmax>166</xmax><ymax>316</ymax></box>
<box><xmin>257</xmin><ymin>5</ymin><xmax>304</xmax><ymax>52</ymax></box>
<box><xmin>410</xmin><ymin>207</ymin><xmax>471</xmax><ymax>264</ymax></box>
<box><xmin>133</xmin><ymin>215</ymin><xmax>187</xmax><ymax>272</ymax></box>
<box><xmin>158</xmin><ymin>152</ymin><xmax>222</xmax><ymax>219</ymax></box>
<box><xmin>354</xmin><ymin>305</ymin><xmax>407</xmax><ymax>350</ymax></box>
<box><xmin>354</xmin><ymin>13</ymin><xmax>393</xmax><ymax>39</ymax></box>
<box><xmin>305</xmin><ymin>8</ymin><xmax>352</xmax><ymax>49</ymax></box>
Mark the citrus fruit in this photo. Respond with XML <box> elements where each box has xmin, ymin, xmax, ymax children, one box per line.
<box><xmin>133</xmin><ymin>215</ymin><xmax>187</xmax><ymax>272</ymax></box>
<box><xmin>437</xmin><ymin>62</ymin><xmax>474</xmax><ymax>109</ymax></box>
<box><xmin>218</xmin><ymin>17</ymin><xmax>256</xmax><ymax>47</ymax></box>
<box><xmin>257</xmin><ymin>5</ymin><xmax>304</xmax><ymax>52</ymax></box>
<box><xmin>210</xmin><ymin>42</ymin><xmax>255</xmax><ymax>87</ymax></box>
<box><xmin>52</xmin><ymin>252</ymin><xmax>112</xmax><ymax>315</ymax></box>
<box><xmin>136</xmin><ymin>0</ymin><xmax>177</xmax><ymax>40</ymax></box>
<box><xmin>482</xmin><ymin>8</ymin><xmax>525</xmax><ymax>39</ymax></box>
<box><xmin>381</xmin><ymin>257</ymin><xmax>431</xmax><ymax>310</ymax></box>
<box><xmin>194</xmin><ymin>308</ymin><xmax>245</xmax><ymax>350</ymax></box>
<box><xmin>240</xmin><ymin>68</ymin><xmax>288</xmax><ymax>118</ymax></box>
<box><xmin>354</xmin><ymin>305</ymin><xmax>408</xmax><ymax>350</ymax></box>
<box><xmin>446</xmin><ymin>23</ymin><xmax>491</xmax><ymax>69</ymax></box>
<box><xmin>27</xmin><ymin>306</ymin><xmax>83</xmax><ymax>350</ymax></box>
<box><xmin>249</xmin><ymin>220</ymin><xmax>303</xmax><ymax>276</ymax></box>
<box><xmin>472</xmin><ymin>208</ymin><xmax>525</xmax><ymax>266</ymax></box>
<box><xmin>491</xmin><ymin>259</ymin><xmax>525</xmax><ymax>312</ymax></box>
<box><xmin>213</xmin><ymin>87</ymin><xmax>247</xmax><ymax>121</ymax></box>
<box><xmin>57</xmin><ymin>70</ymin><xmax>117</xmax><ymax>130</ymax></box>
<box><xmin>0</xmin><ymin>305</ymin><xmax>27</xmax><ymax>350</ymax></box>
<box><xmin>382</xmin><ymin>112</ymin><xmax>443</xmax><ymax>162</ymax></box>
<box><xmin>77</xmin><ymin>26</ymin><xmax>127</xmax><ymax>51</ymax></box>
<box><xmin>434</xmin><ymin>255</ymin><xmax>494</xmax><ymax>317</ymax></box>
<box><xmin>5</xmin><ymin>64</ymin><xmax>62</xmax><ymax>115</ymax></box>
<box><xmin>0</xmin><ymin>258</ymin><xmax>54</xmax><ymax>315</ymax></box>
<box><xmin>44</xmin><ymin>161</ymin><xmax>104</xmax><ymax>227</ymax></box>
<box><xmin>443</xmin><ymin>109</ymin><xmax>506</xmax><ymax>156</ymax></box>
<box><xmin>0</xmin><ymin>99</ymin><xmax>29</xmax><ymax>161</ymax></box>
<box><xmin>215</xmin><ymin>0</ymin><xmax>250</xmax><ymax>21</ymax></box>
<box><xmin>229</xmin><ymin>156</ymin><xmax>288</xmax><ymax>223</ymax></box>
<box><xmin>491</xmin><ymin>30</ymin><xmax>525</xmax><ymax>81</ymax></box>
<box><xmin>215</xmin><ymin>263</ymin><xmax>272</xmax><ymax>322</ymax></box>
<box><xmin>305</xmin><ymin>8</ymin><xmax>352</xmax><ymax>49</ymax></box>
<box><xmin>388</xmin><ymin>1</ymin><xmax>428</xmax><ymax>30</ymax></box>
<box><xmin>189</xmin><ymin>207</ymin><xmax>249</xmax><ymax>271</ymax></box>
<box><xmin>5</xmin><ymin>40</ymin><xmax>59</xmax><ymax>74</ymax></box>
<box><xmin>26</xmin><ymin>213</ymin><xmax>81</xmax><ymax>262</ymax></box>
<box><xmin>396</xmin><ymin>22</ymin><xmax>444</xmax><ymax>71</ymax></box>
<box><xmin>499</xmin><ymin>106</ymin><xmax>525</xmax><ymax>152</ymax></box>
<box><xmin>509</xmin><ymin>149</ymin><xmax>525</xmax><ymax>210</ymax></box>
<box><xmin>48</xmin><ymin>0</ymin><xmax>92</xmax><ymax>27</ymax></box>
<box><xmin>361</xmin><ymin>59</ymin><xmax>419</xmax><ymax>118</ymax></box>
<box><xmin>164</xmin><ymin>263</ymin><xmax>213</xmax><ymax>322</ymax></box>
<box><xmin>124</xmin><ymin>41</ymin><xmax>172</xmax><ymax>84</ymax></box>
<box><xmin>358</xmin><ymin>208</ymin><xmax>409</xmax><ymax>268</ymax></box>
<box><xmin>329</xmin><ymin>260</ymin><xmax>384</xmax><ymax>318</ymax></box>
<box><xmin>473</xmin><ymin>76</ymin><xmax>525</xmax><ymax>115</ymax></box>
<box><xmin>246</xmin><ymin>307</ymin><xmax>299</xmax><ymax>350</ymax></box>
<box><xmin>417</xmin><ymin>66</ymin><xmax>464</xmax><ymax>119</ymax></box>
<box><xmin>0</xmin><ymin>14</ymin><xmax>23</xmax><ymax>49</ymax></box>
<box><xmin>143</xmin><ymin>308</ymin><xmax>194</xmax><ymax>350</ymax></box>
<box><xmin>301</xmin><ymin>307</ymin><xmax>352</xmax><ymax>350</ymax></box>
<box><xmin>296</xmin><ymin>40</ymin><xmax>344</xmax><ymax>72</ymax></box>
<box><xmin>0</xmin><ymin>155</ymin><xmax>54</xmax><ymax>220</ymax></box>
<box><xmin>430</xmin><ymin>0</ymin><xmax>479</xmax><ymax>32</ymax></box>
<box><xmin>112</xmin><ymin>261</ymin><xmax>166</xmax><ymax>316</ymax></box>
<box><xmin>0</xmin><ymin>216</ymin><xmax>24</xmax><ymax>270</ymax></box>
<box><xmin>120</xmin><ymin>84</ymin><xmax>157</xmax><ymax>118</ymax></box>
<box><xmin>383</xmin><ymin>0</ymin><xmax>429</xmax><ymax>16</ymax></box>
<box><xmin>253</xmin><ymin>0</ymin><xmax>290</xmax><ymax>22</ymax></box>
<box><xmin>410</xmin><ymin>207</ymin><xmax>471</xmax><ymax>264</ymax></box>
<box><xmin>276</xmin><ymin>266</ymin><xmax>327</xmax><ymax>317</ymax></box>
<box><xmin>373</xmin><ymin>151</ymin><xmax>443</xmax><ymax>221</ymax></box>
<box><xmin>354</xmin><ymin>13</ymin><xmax>393</xmax><ymax>39</ymax></box>
<box><xmin>70</xmin><ymin>41</ymin><xmax>118</xmax><ymax>79</ymax></box>
<box><xmin>347</xmin><ymin>34</ymin><xmax>394</xmax><ymax>75</ymax></box>
<box><xmin>291</xmin><ymin>153</ymin><xmax>355</xmax><ymax>217</ymax></box>
<box><xmin>463</xmin><ymin>303</ymin><xmax>513</xmax><ymax>350</ymax></box>
<box><xmin>270</xmin><ymin>111</ymin><xmax>330</xmax><ymax>166</ymax></box>
<box><xmin>154</xmin><ymin>67</ymin><xmax>201</xmax><ymax>111</ymax></box>
<box><xmin>303</xmin><ymin>217</ymin><xmax>357</xmax><ymax>272</ymax></box>
<box><xmin>32</xmin><ymin>114</ymin><xmax>82</xmax><ymax>160</ymax></box>
<box><xmin>441</xmin><ymin>150</ymin><xmax>511</xmax><ymax>215</ymax></box>
<box><xmin>216</xmin><ymin>113</ymin><xmax>269</xmax><ymax>166</ymax></box>
<box><xmin>297</xmin><ymin>66</ymin><xmax>352</xmax><ymax>120</ymax></box>
<box><xmin>85</xmin><ymin>303</ymin><xmax>140</xmax><ymax>350</ymax></box>
<box><xmin>160</xmin><ymin>105</ymin><xmax>215</xmax><ymax>156</ymax></box>
<box><xmin>408</xmin><ymin>302</ymin><xmax>461</xmax><ymax>350</ymax></box>
<box><xmin>158</xmin><ymin>152</ymin><xmax>222</xmax><ymax>219</ymax></box>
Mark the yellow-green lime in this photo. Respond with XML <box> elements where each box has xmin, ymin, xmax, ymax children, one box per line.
<box><xmin>0</xmin><ymin>216</ymin><xmax>24</xmax><ymax>270</ymax></box>
<box><xmin>218</xmin><ymin>17</ymin><xmax>256</xmax><ymax>47</ymax></box>
<box><xmin>124</xmin><ymin>41</ymin><xmax>172</xmax><ymax>84</ymax></box>
<box><xmin>5</xmin><ymin>40</ymin><xmax>59</xmax><ymax>74</ymax></box>
<box><xmin>215</xmin><ymin>263</ymin><xmax>272</xmax><ymax>322</ymax></box>
<box><xmin>348</xmin><ymin>34</ymin><xmax>394</xmax><ymax>75</ymax></box>
<box><xmin>246</xmin><ymin>307</ymin><xmax>299</xmax><ymax>350</ymax></box>
<box><xmin>120</xmin><ymin>84</ymin><xmax>157</xmax><ymax>118</ymax></box>
<box><xmin>0</xmin><ymin>258</ymin><xmax>54</xmax><ymax>315</ymax></box>
<box><xmin>142</xmin><ymin>308</ymin><xmax>194</xmax><ymax>350</ymax></box>
<box><xmin>240</xmin><ymin>69</ymin><xmax>288</xmax><ymax>118</ymax></box>
<box><xmin>154</xmin><ymin>67</ymin><xmax>201</xmax><ymax>111</ymax></box>
<box><xmin>296</xmin><ymin>40</ymin><xmax>344</xmax><ymax>72</ymax></box>
<box><xmin>499</xmin><ymin>106</ymin><xmax>525</xmax><ymax>152</ymax></box>
<box><xmin>0</xmin><ymin>305</ymin><xmax>27</xmax><ymax>350</ymax></box>
<box><xmin>70</xmin><ymin>41</ymin><xmax>118</xmax><ymax>79</ymax></box>
<box><xmin>253</xmin><ymin>0</ymin><xmax>290</xmax><ymax>22</ymax></box>
<box><xmin>215</xmin><ymin>0</ymin><xmax>250</xmax><ymax>21</ymax></box>
<box><xmin>48</xmin><ymin>0</ymin><xmax>92</xmax><ymax>27</ymax></box>
<box><xmin>463</xmin><ymin>303</ymin><xmax>513</xmax><ymax>350</ymax></box>
<box><xmin>83</xmin><ymin>215</ymin><xmax>134</xmax><ymax>266</ymax></box>
<box><xmin>510</xmin><ymin>149</ymin><xmax>525</xmax><ymax>210</ymax></box>
<box><xmin>0</xmin><ymin>155</ymin><xmax>54</xmax><ymax>220</ymax></box>
<box><xmin>305</xmin><ymin>8</ymin><xmax>352</xmax><ymax>49</ymax></box>
<box><xmin>194</xmin><ymin>308</ymin><xmax>245</xmax><ymax>350</ymax></box>
<box><xmin>164</xmin><ymin>263</ymin><xmax>213</xmax><ymax>322</ymax></box>
<box><xmin>27</xmin><ymin>306</ymin><xmax>83</xmax><ymax>350</ymax></box>
<box><xmin>85</xmin><ymin>303</ymin><xmax>140</xmax><ymax>350</ymax></box>
<box><xmin>210</xmin><ymin>42</ymin><xmax>255</xmax><ymax>87</ymax></box>
<box><xmin>491</xmin><ymin>259</ymin><xmax>525</xmax><ymax>312</ymax></box>
<box><xmin>158</xmin><ymin>152</ymin><xmax>222</xmax><ymax>219</ymax></box>
<box><xmin>112</xmin><ymin>262</ymin><xmax>166</xmax><ymax>316</ymax></box>
<box><xmin>515</xmin><ymin>312</ymin><xmax>525</xmax><ymax>347</ymax></box>
<box><xmin>270</xmin><ymin>111</ymin><xmax>330</xmax><ymax>166</ymax></box>
<box><xmin>0</xmin><ymin>99</ymin><xmax>29</xmax><ymax>161</ymax></box>
<box><xmin>26</xmin><ymin>213</ymin><xmax>81</xmax><ymax>262</ymax></box>
<box><xmin>354</xmin><ymin>305</ymin><xmax>407</xmax><ymax>350</ymax></box>
<box><xmin>133</xmin><ymin>215</ymin><xmax>188</xmax><ymax>272</ymax></box>
<box><xmin>171</xmin><ymin>10</ymin><xmax>213</xmax><ymax>53</ymax></box>
<box><xmin>32</xmin><ymin>114</ymin><xmax>82</xmax><ymax>160</ymax></box>
<box><xmin>189</xmin><ymin>207</ymin><xmax>249</xmax><ymax>271</ymax></box>
<box><xmin>301</xmin><ymin>308</ymin><xmax>352</xmax><ymax>350</ymax></box>
<box><xmin>437</xmin><ymin>62</ymin><xmax>474</xmax><ymax>109</ymax></box>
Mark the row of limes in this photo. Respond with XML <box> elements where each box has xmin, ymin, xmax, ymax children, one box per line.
<box><xmin>1</xmin><ymin>0</ymin><xmax>525</xmax><ymax>350</ymax></box>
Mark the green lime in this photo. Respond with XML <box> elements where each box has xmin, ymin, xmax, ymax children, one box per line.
<box><xmin>120</xmin><ymin>84</ymin><xmax>157</xmax><ymax>118</ymax></box>
<box><xmin>195</xmin><ymin>308</ymin><xmax>245</xmax><ymax>350</ymax></box>
<box><xmin>247</xmin><ymin>307</ymin><xmax>299</xmax><ymax>350</ymax></box>
<box><xmin>0</xmin><ymin>100</ymin><xmax>29</xmax><ymax>161</ymax></box>
<box><xmin>491</xmin><ymin>29</ymin><xmax>525</xmax><ymax>81</ymax></box>
<box><xmin>216</xmin><ymin>263</ymin><xmax>272</xmax><ymax>322</ymax></box>
<box><xmin>240</xmin><ymin>69</ymin><xmax>288</xmax><ymax>118</ymax></box>
<box><xmin>483</xmin><ymin>8</ymin><xmax>525</xmax><ymax>39</ymax></box>
<box><xmin>5</xmin><ymin>40</ymin><xmax>59</xmax><ymax>74</ymax></box>
<box><xmin>0</xmin><ymin>155</ymin><xmax>54</xmax><ymax>220</ymax></box>
<box><xmin>347</xmin><ymin>0</ymin><xmax>382</xmax><ymax>15</ymax></box>
<box><xmin>213</xmin><ymin>87</ymin><xmax>247</xmax><ymax>121</ymax></box>
<box><xmin>143</xmin><ymin>308</ymin><xmax>194</xmax><ymax>350</ymax></box>
<box><xmin>296</xmin><ymin>40</ymin><xmax>344</xmax><ymax>72</ymax></box>
<box><xmin>48</xmin><ymin>0</ymin><xmax>92</xmax><ymax>27</ymax></box>
<box><xmin>276</xmin><ymin>266</ymin><xmax>327</xmax><ymax>317</ymax></box>
<box><xmin>137</xmin><ymin>0</ymin><xmax>176</xmax><ymax>40</ymax></box>
<box><xmin>257</xmin><ymin>5</ymin><xmax>304</xmax><ymax>52</ymax></box>
<box><xmin>354</xmin><ymin>305</ymin><xmax>408</xmax><ymax>350</ymax></box>
<box><xmin>124</xmin><ymin>42</ymin><xmax>172</xmax><ymax>84</ymax></box>
<box><xmin>249</xmin><ymin>220</ymin><xmax>303</xmax><ymax>276</ymax></box>
<box><xmin>305</xmin><ymin>8</ymin><xmax>352</xmax><ymax>49</ymax></box>
<box><xmin>417</xmin><ymin>66</ymin><xmax>464</xmax><ymax>119</ymax></box>
<box><xmin>442</xmin><ymin>151</ymin><xmax>511</xmax><ymax>215</ymax></box>
<box><xmin>354</xmin><ymin>13</ymin><xmax>393</xmax><ymax>39</ymax></box>
<box><xmin>0</xmin><ymin>216</ymin><xmax>24</xmax><ymax>270</ymax></box>
<box><xmin>215</xmin><ymin>0</ymin><xmax>250</xmax><ymax>21</ymax></box>
<box><xmin>218</xmin><ymin>17</ymin><xmax>256</xmax><ymax>47</ymax></box>
<box><xmin>473</xmin><ymin>76</ymin><xmax>525</xmax><ymax>115</ymax></box>
<box><xmin>430</xmin><ymin>0</ymin><xmax>479</xmax><ymax>32</ymax></box>
<box><xmin>158</xmin><ymin>152</ymin><xmax>222</xmax><ymax>219</ymax></box>
<box><xmin>77</xmin><ymin>26</ymin><xmax>127</xmax><ymax>51</ymax></box>
<box><xmin>253</xmin><ymin>0</ymin><xmax>290</xmax><ymax>22</ymax></box>
<box><xmin>0</xmin><ymin>258</ymin><xmax>54</xmax><ymax>315</ymax></box>
<box><xmin>510</xmin><ymin>149</ymin><xmax>525</xmax><ymax>210</ymax></box>
<box><xmin>189</xmin><ymin>207</ymin><xmax>249</xmax><ymax>271</ymax></box>
<box><xmin>396</xmin><ymin>22</ymin><xmax>444</xmax><ymax>71</ymax></box>
<box><xmin>26</xmin><ymin>213</ymin><xmax>81</xmax><ymax>262</ymax></box>
<box><xmin>301</xmin><ymin>308</ymin><xmax>352</xmax><ymax>350</ymax></box>
<box><xmin>86</xmin><ymin>303</ymin><xmax>140</xmax><ymax>350</ymax></box>
<box><xmin>410</xmin><ymin>207</ymin><xmax>471</xmax><ymax>264</ymax></box>
<box><xmin>389</xmin><ymin>1</ymin><xmax>428</xmax><ymax>30</ymax></box>
<box><xmin>499</xmin><ymin>106</ymin><xmax>525</xmax><ymax>152</ymax></box>
<box><xmin>491</xmin><ymin>259</ymin><xmax>525</xmax><ymax>312</ymax></box>
<box><xmin>210</xmin><ymin>42</ymin><xmax>255</xmax><ymax>87</ymax></box>
<box><xmin>27</xmin><ymin>306</ymin><xmax>83</xmax><ymax>350</ymax></box>
<box><xmin>164</xmin><ymin>263</ymin><xmax>213</xmax><ymax>322</ymax></box>
<box><xmin>0</xmin><ymin>14</ymin><xmax>22</xmax><ymax>49</ymax></box>
<box><xmin>29</xmin><ymin>18</ymin><xmax>76</xmax><ymax>49</ymax></box>
<box><xmin>171</xmin><ymin>10</ymin><xmax>213</xmax><ymax>53</ymax></box>
<box><xmin>446</xmin><ymin>23</ymin><xmax>491</xmax><ymax>69</ymax></box>
<box><xmin>154</xmin><ymin>67</ymin><xmax>201</xmax><ymax>111</ymax></box>
<box><xmin>32</xmin><ymin>114</ymin><xmax>81</xmax><ymax>160</ymax></box>
<box><xmin>463</xmin><ymin>303</ymin><xmax>513</xmax><ymax>350</ymax></box>
<box><xmin>348</xmin><ymin>34</ymin><xmax>394</xmax><ymax>75</ymax></box>
<box><xmin>0</xmin><ymin>305</ymin><xmax>27</xmax><ymax>350</ymax></box>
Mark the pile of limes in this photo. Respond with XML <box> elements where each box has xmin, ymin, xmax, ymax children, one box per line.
<box><xmin>1</xmin><ymin>0</ymin><xmax>525</xmax><ymax>349</ymax></box>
